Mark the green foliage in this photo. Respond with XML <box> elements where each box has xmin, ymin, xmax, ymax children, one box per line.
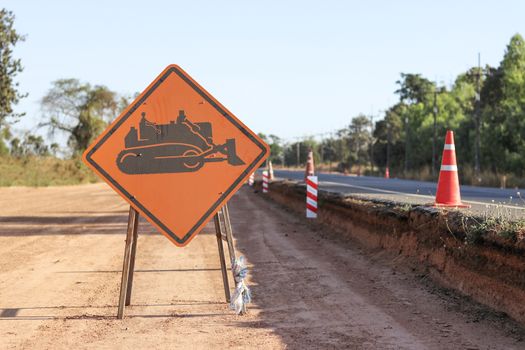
<box><xmin>0</xmin><ymin>138</ymin><xmax>8</xmax><ymax>156</ymax></box>
<box><xmin>0</xmin><ymin>155</ymin><xmax>98</xmax><ymax>186</ymax></box>
<box><xmin>258</xmin><ymin>133</ymin><xmax>284</xmax><ymax>164</ymax></box>
<box><xmin>320</xmin><ymin>138</ymin><xmax>338</xmax><ymax>164</ymax></box>
<box><xmin>334</xmin><ymin>115</ymin><xmax>372</xmax><ymax>169</ymax></box>
<box><xmin>283</xmin><ymin>138</ymin><xmax>320</xmax><ymax>166</ymax></box>
<box><xmin>10</xmin><ymin>133</ymin><xmax>50</xmax><ymax>157</ymax></box>
<box><xmin>395</xmin><ymin>73</ymin><xmax>434</xmax><ymax>104</ymax></box>
<box><xmin>274</xmin><ymin>33</ymin><xmax>525</xmax><ymax>184</ymax></box>
<box><xmin>0</xmin><ymin>8</ymin><xmax>26</xmax><ymax>126</ymax></box>
<box><xmin>464</xmin><ymin>216</ymin><xmax>525</xmax><ymax>245</ymax></box>
<box><xmin>480</xmin><ymin>34</ymin><xmax>525</xmax><ymax>175</ymax></box>
<box><xmin>41</xmin><ymin>79</ymin><xmax>118</xmax><ymax>155</ymax></box>
<box><xmin>363</xmin><ymin>33</ymin><xmax>525</xmax><ymax>183</ymax></box>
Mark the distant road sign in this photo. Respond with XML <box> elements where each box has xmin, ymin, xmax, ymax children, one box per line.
<box><xmin>83</xmin><ymin>65</ymin><xmax>269</xmax><ymax>246</ymax></box>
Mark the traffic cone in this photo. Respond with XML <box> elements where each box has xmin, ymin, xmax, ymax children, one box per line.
<box><xmin>385</xmin><ymin>167</ymin><xmax>390</xmax><ymax>179</ymax></box>
<box><xmin>434</xmin><ymin>131</ymin><xmax>470</xmax><ymax>208</ymax></box>
<box><xmin>305</xmin><ymin>149</ymin><xmax>315</xmax><ymax>181</ymax></box>
<box><xmin>268</xmin><ymin>160</ymin><xmax>274</xmax><ymax>180</ymax></box>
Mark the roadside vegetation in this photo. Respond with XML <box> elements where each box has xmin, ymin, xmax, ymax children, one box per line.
<box><xmin>263</xmin><ymin>34</ymin><xmax>525</xmax><ymax>189</ymax></box>
<box><xmin>0</xmin><ymin>156</ymin><xmax>97</xmax><ymax>186</ymax></box>
<box><xmin>0</xmin><ymin>8</ymin><xmax>129</xmax><ymax>187</ymax></box>
<box><xmin>463</xmin><ymin>215</ymin><xmax>525</xmax><ymax>245</ymax></box>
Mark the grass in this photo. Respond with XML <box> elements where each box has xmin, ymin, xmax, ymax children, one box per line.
<box><xmin>0</xmin><ymin>156</ymin><xmax>99</xmax><ymax>186</ymax></box>
<box><xmin>462</xmin><ymin>215</ymin><xmax>525</xmax><ymax>245</ymax></box>
<box><xmin>458</xmin><ymin>199</ymin><xmax>525</xmax><ymax>246</ymax></box>
<box><xmin>299</xmin><ymin>163</ymin><xmax>525</xmax><ymax>189</ymax></box>
<box><xmin>392</xmin><ymin>165</ymin><xmax>525</xmax><ymax>189</ymax></box>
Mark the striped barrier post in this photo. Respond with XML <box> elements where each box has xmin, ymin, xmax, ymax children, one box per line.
<box><xmin>262</xmin><ymin>171</ymin><xmax>269</xmax><ymax>193</ymax></box>
<box><xmin>306</xmin><ymin>175</ymin><xmax>318</xmax><ymax>218</ymax></box>
<box><xmin>248</xmin><ymin>173</ymin><xmax>254</xmax><ymax>186</ymax></box>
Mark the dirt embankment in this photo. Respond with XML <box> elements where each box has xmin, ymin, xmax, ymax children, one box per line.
<box><xmin>258</xmin><ymin>180</ymin><xmax>525</xmax><ymax>326</ymax></box>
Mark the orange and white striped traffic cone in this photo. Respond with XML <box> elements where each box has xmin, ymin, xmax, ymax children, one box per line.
<box><xmin>434</xmin><ymin>131</ymin><xmax>470</xmax><ymax>208</ymax></box>
<box><xmin>268</xmin><ymin>160</ymin><xmax>274</xmax><ymax>180</ymax></box>
<box><xmin>305</xmin><ymin>149</ymin><xmax>315</xmax><ymax>181</ymax></box>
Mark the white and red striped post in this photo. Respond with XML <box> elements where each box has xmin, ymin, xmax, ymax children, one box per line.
<box><xmin>306</xmin><ymin>176</ymin><xmax>318</xmax><ymax>218</ymax></box>
<box><xmin>262</xmin><ymin>170</ymin><xmax>269</xmax><ymax>193</ymax></box>
<box><xmin>248</xmin><ymin>173</ymin><xmax>255</xmax><ymax>186</ymax></box>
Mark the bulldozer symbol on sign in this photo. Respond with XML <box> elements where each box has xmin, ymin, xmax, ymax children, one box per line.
<box><xmin>116</xmin><ymin>110</ymin><xmax>245</xmax><ymax>174</ymax></box>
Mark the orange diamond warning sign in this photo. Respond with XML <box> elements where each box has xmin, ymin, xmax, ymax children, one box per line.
<box><xmin>83</xmin><ymin>65</ymin><xmax>269</xmax><ymax>246</ymax></box>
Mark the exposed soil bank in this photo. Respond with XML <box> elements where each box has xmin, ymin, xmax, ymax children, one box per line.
<box><xmin>257</xmin><ymin>179</ymin><xmax>525</xmax><ymax>326</ymax></box>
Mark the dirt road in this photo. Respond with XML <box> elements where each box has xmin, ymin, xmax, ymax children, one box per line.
<box><xmin>1</xmin><ymin>183</ymin><xmax>524</xmax><ymax>349</ymax></box>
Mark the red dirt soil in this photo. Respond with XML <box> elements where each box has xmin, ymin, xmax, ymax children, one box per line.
<box><xmin>0</xmin><ymin>183</ymin><xmax>524</xmax><ymax>349</ymax></box>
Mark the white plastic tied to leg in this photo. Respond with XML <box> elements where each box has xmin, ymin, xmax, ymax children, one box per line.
<box><xmin>230</xmin><ymin>256</ymin><xmax>251</xmax><ymax>315</ymax></box>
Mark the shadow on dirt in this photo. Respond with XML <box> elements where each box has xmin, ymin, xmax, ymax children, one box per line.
<box><xmin>0</xmin><ymin>302</ymin><xmax>228</xmax><ymax>321</ymax></box>
<box><xmin>0</xmin><ymin>215</ymin><xmax>177</xmax><ymax>236</ymax></box>
<box><xmin>57</xmin><ymin>268</ymin><xmax>221</xmax><ymax>274</ymax></box>
<box><xmin>0</xmin><ymin>215</ymin><xmax>128</xmax><ymax>225</ymax></box>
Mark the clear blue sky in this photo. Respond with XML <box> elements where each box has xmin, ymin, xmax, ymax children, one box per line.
<box><xmin>7</xmin><ymin>0</ymin><xmax>525</xmax><ymax>144</ymax></box>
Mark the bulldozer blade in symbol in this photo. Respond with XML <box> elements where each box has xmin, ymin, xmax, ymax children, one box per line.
<box><xmin>224</xmin><ymin>139</ymin><xmax>245</xmax><ymax>166</ymax></box>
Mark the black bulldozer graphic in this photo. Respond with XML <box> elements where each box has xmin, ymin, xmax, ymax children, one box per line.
<box><xmin>116</xmin><ymin>110</ymin><xmax>245</xmax><ymax>174</ymax></box>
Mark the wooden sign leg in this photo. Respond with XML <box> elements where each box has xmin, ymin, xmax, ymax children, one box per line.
<box><xmin>221</xmin><ymin>204</ymin><xmax>237</xmax><ymax>264</ymax></box>
<box><xmin>125</xmin><ymin>212</ymin><xmax>140</xmax><ymax>306</ymax></box>
<box><xmin>117</xmin><ymin>206</ymin><xmax>139</xmax><ymax>319</ymax></box>
<box><xmin>214</xmin><ymin>213</ymin><xmax>231</xmax><ymax>303</ymax></box>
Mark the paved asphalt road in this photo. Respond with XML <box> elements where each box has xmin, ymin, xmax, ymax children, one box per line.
<box><xmin>273</xmin><ymin>169</ymin><xmax>525</xmax><ymax>218</ymax></box>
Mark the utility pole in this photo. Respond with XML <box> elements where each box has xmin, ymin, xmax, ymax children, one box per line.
<box><xmin>296</xmin><ymin>141</ymin><xmax>300</xmax><ymax>167</ymax></box>
<box><xmin>356</xmin><ymin>122</ymin><xmax>361</xmax><ymax>175</ymax></box>
<box><xmin>319</xmin><ymin>141</ymin><xmax>324</xmax><ymax>164</ymax></box>
<box><xmin>474</xmin><ymin>53</ymin><xmax>481</xmax><ymax>182</ymax></box>
<box><xmin>369</xmin><ymin>114</ymin><xmax>374</xmax><ymax>173</ymax></box>
<box><xmin>432</xmin><ymin>85</ymin><xmax>438</xmax><ymax>178</ymax></box>
<box><xmin>386</xmin><ymin>117</ymin><xmax>391</xmax><ymax>170</ymax></box>
<box><xmin>404</xmin><ymin>114</ymin><xmax>409</xmax><ymax>175</ymax></box>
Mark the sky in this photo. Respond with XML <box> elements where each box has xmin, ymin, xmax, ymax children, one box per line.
<box><xmin>6</xmin><ymin>0</ymin><xmax>525</xmax><ymax>146</ymax></box>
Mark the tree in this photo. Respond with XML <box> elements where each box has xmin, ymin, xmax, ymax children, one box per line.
<box><xmin>10</xmin><ymin>133</ymin><xmax>50</xmax><ymax>157</ymax></box>
<box><xmin>0</xmin><ymin>9</ymin><xmax>26</xmax><ymax>154</ymax></box>
<box><xmin>41</xmin><ymin>79</ymin><xmax>119</xmax><ymax>155</ymax></box>
<box><xmin>258</xmin><ymin>133</ymin><xmax>284</xmax><ymax>165</ymax></box>
<box><xmin>283</xmin><ymin>139</ymin><xmax>319</xmax><ymax>167</ymax></box>
<box><xmin>0</xmin><ymin>127</ymin><xmax>11</xmax><ymax>155</ymax></box>
<box><xmin>320</xmin><ymin>138</ymin><xmax>338</xmax><ymax>166</ymax></box>
<box><xmin>480</xmin><ymin>34</ymin><xmax>525</xmax><ymax>174</ymax></box>
<box><xmin>395</xmin><ymin>73</ymin><xmax>434</xmax><ymax>104</ymax></box>
<box><xmin>0</xmin><ymin>9</ymin><xmax>26</xmax><ymax>126</ymax></box>
<box><xmin>347</xmin><ymin>115</ymin><xmax>372</xmax><ymax>167</ymax></box>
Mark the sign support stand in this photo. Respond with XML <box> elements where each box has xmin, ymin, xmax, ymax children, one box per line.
<box><xmin>116</xmin><ymin>204</ymin><xmax>237</xmax><ymax>319</ymax></box>
<box><xmin>214</xmin><ymin>212</ymin><xmax>231</xmax><ymax>303</ymax></box>
<box><xmin>125</xmin><ymin>209</ymin><xmax>140</xmax><ymax>306</ymax></box>
<box><xmin>221</xmin><ymin>204</ymin><xmax>237</xmax><ymax>264</ymax></box>
<box><xmin>117</xmin><ymin>206</ymin><xmax>139</xmax><ymax>319</ymax></box>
